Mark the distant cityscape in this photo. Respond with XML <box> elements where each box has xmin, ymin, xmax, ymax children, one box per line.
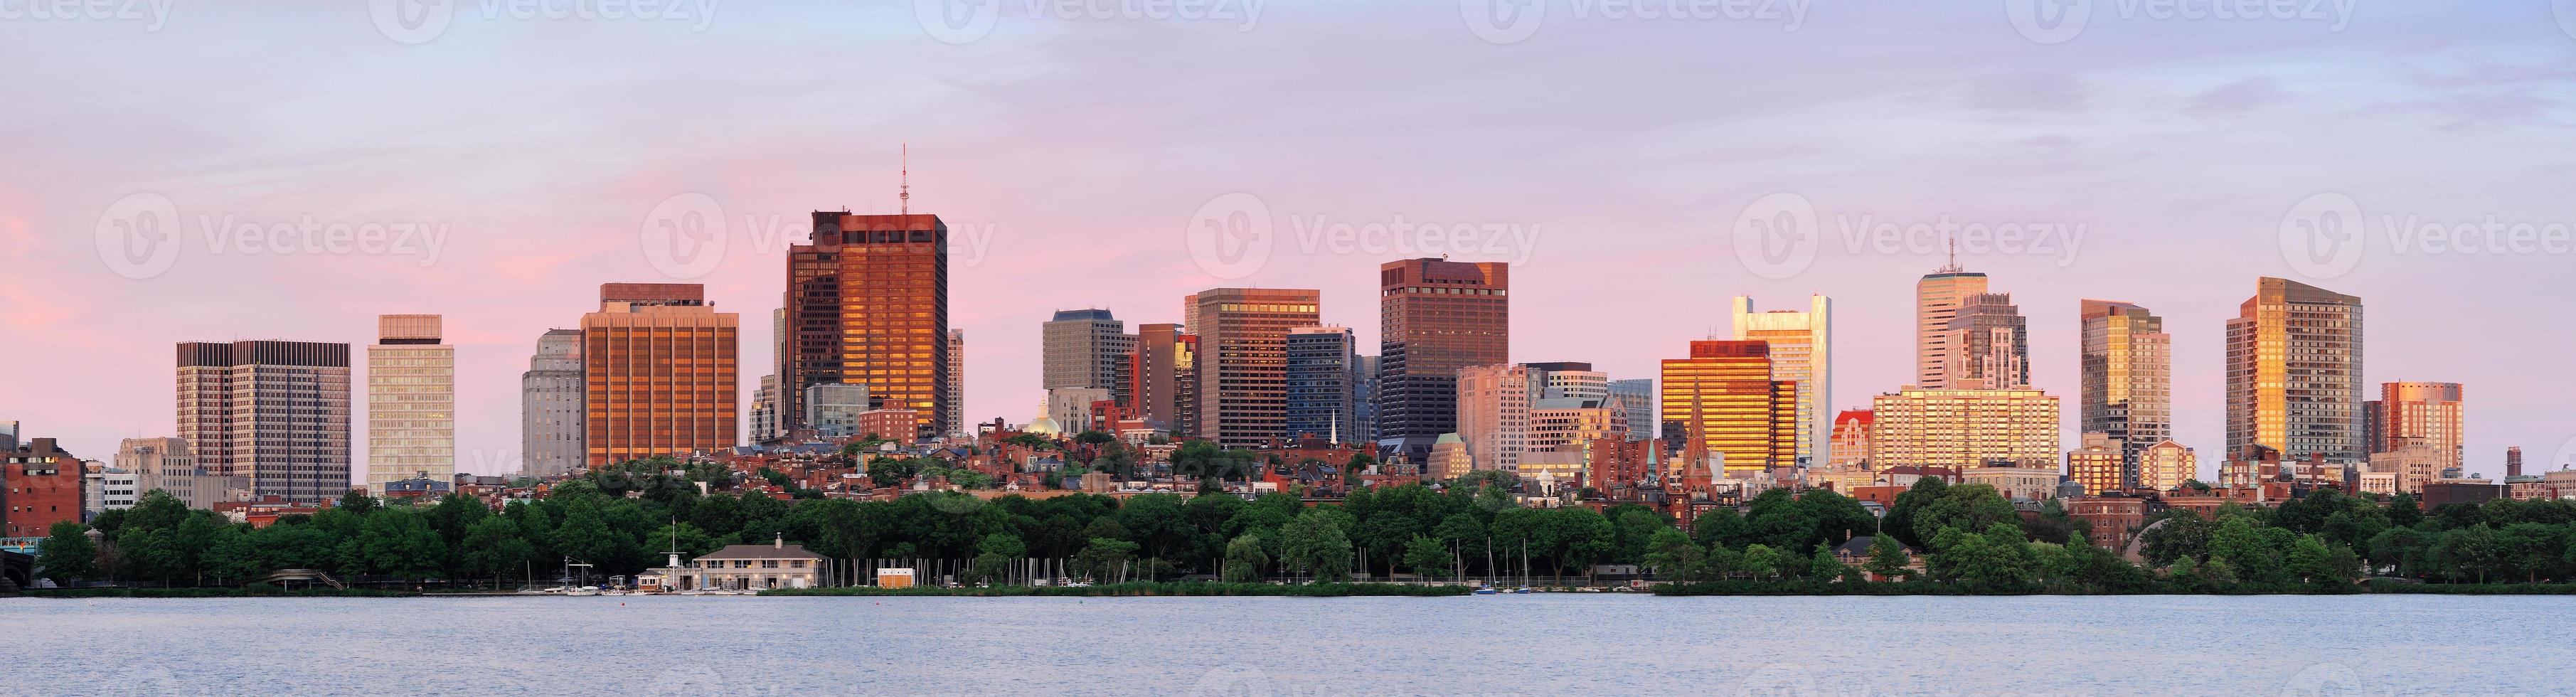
<box><xmin>1</xmin><ymin>208</ymin><xmax>2565</xmax><ymax>568</ymax></box>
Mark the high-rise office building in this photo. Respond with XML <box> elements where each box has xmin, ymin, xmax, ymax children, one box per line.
<box><xmin>2225</xmin><ymin>277</ymin><xmax>2364</xmax><ymax>464</ymax></box>
<box><xmin>1285</xmin><ymin>326</ymin><xmax>1358</xmax><ymax>443</ymax></box>
<box><xmin>1607</xmin><ymin>378</ymin><xmax>1654</xmax><ymax>442</ymax></box>
<box><xmin>784</xmin><ymin>212</ymin><xmax>951</xmax><ymax>440</ymax></box>
<box><xmin>1659</xmin><ymin>341</ymin><xmax>1798</xmax><ymax>478</ymax></box>
<box><xmin>1127</xmin><ymin>324</ymin><xmax>1188</xmax><ymax>432</ymax></box>
<box><xmin>947</xmin><ymin>329</ymin><xmax>967</xmax><ymax>437</ymax></box>
<box><xmin>1731</xmin><ymin>295</ymin><xmax>1831</xmax><ymax>467</ymax></box>
<box><xmin>177</xmin><ymin>340</ymin><xmax>352</xmax><ymax>502</ymax></box>
<box><xmin>1915</xmin><ymin>263</ymin><xmax>1989</xmax><ymax>390</ymax></box>
<box><xmin>582</xmin><ymin>283</ymin><xmax>738</xmax><ymax>468</ymax></box>
<box><xmin>805</xmin><ymin>383</ymin><xmax>873</xmax><ymax>439</ymax></box>
<box><xmin>2370</xmin><ymin>381</ymin><xmax>2464</xmax><ymax>472</ymax></box>
<box><xmin>2080</xmin><ymin>299</ymin><xmax>2171</xmax><ymax>487</ymax></box>
<box><xmin>1827</xmin><ymin>410</ymin><xmax>1872</xmax><ymax>469</ymax></box>
<box><xmin>520</xmin><ymin>329</ymin><xmax>585</xmax><ymax>478</ymax></box>
<box><xmin>1353</xmin><ymin>354</ymin><xmax>1380</xmax><ymax>445</ymax></box>
<box><xmin>1457</xmin><ymin>363</ymin><xmax>1535</xmax><ymax>473</ymax></box>
<box><xmin>1193</xmin><ymin>288</ymin><xmax>1321</xmax><ymax>449</ymax></box>
<box><xmin>750</xmin><ymin>375</ymin><xmax>779</xmax><ymax>444</ymax></box>
<box><xmin>1043</xmin><ymin>309</ymin><xmax>1132</xmax><ymax>392</ymax></box>
<box><xmin>367</xmin><ymin>314</ymin><xmax>453</xmax><ymax>492</ymax></box>
<box><xmin>1378</xmin><ymin>258</ymin><xmax>1508</xmax><ymax>461</ymax></box>
<box><xmin>1939</xmin><ymin>293</ymin><xmax>2030</xmax><ymax>390</ymax></box>
<box><xmin>1869</xmin><ymin>387</ymin><xmax>2060</xmax><ymax>470</ymax></box>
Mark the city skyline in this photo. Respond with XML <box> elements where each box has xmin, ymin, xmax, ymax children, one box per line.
<box><xmin>5</xmin><ymin>4</ymin><xmax>2572</xmax><ymax>480</ymax></box>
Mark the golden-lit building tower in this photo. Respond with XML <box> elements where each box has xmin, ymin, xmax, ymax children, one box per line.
<box><xmin>1868</xmin><ymin>387</ymin><xmax>2060</xmax><ymax>470</ymax></box>
<box><xmin>1457</xmin><ymin>363</ymin><xmax>1533</xmax><ymax>473</ymax></box>
<box><xmin>367</xmin><ymin>314</ymin><xmax>454</xmax><ymax>492</ymax></box>
<box><xmin>2067</xmin><ymin>432</ymin><xmax>2123</xmax><ymax>496</ymax></box>
<box><xmin>1915</xmin><ymin>264</ymin><xmax>1989</xmax><ymax>390</ymax></box>
<box><xmin>2080</xmin><ymin>299</ymin><xmax>2171</xmax><ymax>488</ymax></box>
<box><xmin>582</xmin><ymin>283</ymin><xmax>738</xmax><ymax>469</ymax></box>
<box><xmin>1659</xmin><ymin>340</ymin><xmax>1797</xmax><ymax>479</ymax></box>
<box><xmin>1730</xmin><ymin>295</ymin><xmax>1830</xmax><ymax>467</ymax></box>
<box><xmin>2225</xmin><ymin>277</ymin><xmax>2363</xmax><ymax>464</ymax></box>
<box><xmin>1378</xmin><ymin>258</ymin><xmax>1508</xmax><ymax>461</ymax></box>
<box><xmin>2138</xmin><ymin>440</ymin><xmax>2197</xmax><ymax>492</ymax></box>
<box><xmin>2370</xmin><ymin>381</ymin><xmax>2463</xmax><ymax>472</ymax></box>
<box><xmin>784</xmin><ymin>212</ymin><xmax>951</xmax><ymax>440</ymax></box>
<box><xmin>1191</xmin><ymin>288</ymin><xmax>1321</xmax><ymax>449</ymax></box>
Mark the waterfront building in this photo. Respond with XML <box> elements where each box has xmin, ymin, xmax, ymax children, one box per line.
<box><xmin>2080</xmin><ymin>299</ymin><xmax>2171</xmax><ymax>484</ymax></box>
<box><xmin>1731</xmin><ymin>295</ymin><xmax>1831</xmax><ymax>467</ymax></box>
<box><xmin>520</xmin><ymin>329</ymin><xmax>585</xmax><ymax>478</ymax></box>
<box><xmin>784</xmin><ymin>211</ymin><xmax>952</xmax><ymax>440</ymax></box>
<box><xmin>683</xmin><ymin>537</ymin><xmax>821</xmax><ymax>591</ymax></box>
<box><xmin>1915</xmin><ymin>262</ymin><xmax>1989</xmax><ymax>390</ymax></box>
<box><xmin>1659</xmin><ymin>341</ymin><xmax>1798</xmax><ymax>479</ymax></box>
<box><xmin>1285</xmin><ymin>326</ymin><xmax>1359</xmax><ymax>443</ymax></box>
<box><xmin>1192</xmin><ymin>288</ymin><xmax>1321</xmax><ymax>449</ymax></box>
<box><xmin>1868</xmin><ymin>388</ymin><xmax>2060</xmax><ymax>470</ymax></box>
<box><xmin>3</xmin><ymin>437</ymin><xmax>83</xmax><ymax>538</ymax></box>
<box><xmin>177</xmin><ymin>340</ymin><xmax>351</xmax><ymax>502</ymax></box>
<box><xmin>582</xmin><ymin>283</ymin><xmax>738</xmax><ymax>469</ymax></box>
<box><xmin>2067</xmin><ymin>432</ymin><xmax>2123</xmax><ymax>496</ymax></box>
<box><xmin>2225</xmin><ymin>277</ymin><xmax>2364</xmax><ymax>466</ymax></box>
<box><xmin>1377</xmin><ymin>258</ymin><xmax>1508</xmax><ymax>462</ymax></box>
<box><xmin>368</xmin><ymin>314</ymin><xmax>454</xmax><ymax>493</ymax></box>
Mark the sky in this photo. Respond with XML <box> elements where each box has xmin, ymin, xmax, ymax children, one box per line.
<box><xmin>3</xmin><ymin>1</ymin><xmax>2573</xmax><ymax>481</ymax></box>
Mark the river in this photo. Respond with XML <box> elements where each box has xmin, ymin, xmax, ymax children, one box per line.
<box><xmin>5</xmin><ymin>594</ymin><xmax>2572</xmax><ymax>695</ymax></box>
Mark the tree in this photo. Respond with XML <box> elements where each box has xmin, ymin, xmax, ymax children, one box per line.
<box><xmin>1740</xmin><ymin>544</ymin><xmax>1784</xmax><ymax>581</ymax></box>
<box><xmin>1401</xmin><ymin>536</ymin><xmax>1451</xmax><ymax>580</ymax></box>
<box><xmin>2209</xmin><ymin>516</ymin><xmax>2279</xmax><ymax>584</ymax></box>
<box><xmin>1223</xmin><ymin>534</ymin><xmax>1270</xmax><ymax>582</ymax></box>
<box><xmin>457</xmin><ymin>516</ymin><xmax>536</xmax><ymax>587</ymax></box>
<box><xmin>1071</xmin><ymin>537</ymin><xmax>1140</xmax><ymax>583</ymax></box>
<box><xmin>36</xmin><ymin>521</ymin><xmax>96</xmax><ymax>586</ymax></box>
<box><xmin>1640</xmin><ymin>528</ymin><xmax>1704</xmax><ymax>582</ymax></box>
<box><xmin>1866</xmin><ymin>535</ymin><xmax>1910</xmax><ymax>581</ymax></box>
<box><xmin>1279</xmin><ymin>513</ymin><xmax>1354</xmax><ymax>582</ymax></box>
<box><xmin>1880</xmin><ymin>477</ymin><xmax>1948</xmax><ymax>548</ymax></box>
<box><xmin>1808</xmin><ymin>543</ymin><xmax>1846</xmax><ymax>581</ymax></box>
<box><xmin>2284</xmin><ymin>534</ymin><xmax>2340</xmax><ymax>585</ymax></box>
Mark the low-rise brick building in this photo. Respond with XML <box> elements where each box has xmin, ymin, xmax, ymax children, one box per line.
<box><xmin>4</xmin><ymin>438</ymin><xmax>85</xmax><ymax>538</ymax></box>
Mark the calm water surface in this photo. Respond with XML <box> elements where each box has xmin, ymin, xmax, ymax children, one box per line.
<box><xmin>5</xmin><ymin>594</ymin><xmax>2573</xmax><ymax>696</ymax></box>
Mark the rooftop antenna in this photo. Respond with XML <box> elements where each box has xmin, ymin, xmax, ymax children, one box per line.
<box><xmin>899</xmin><ymin>142</ymin><xmax>910</xmax><ymax>216</ymax></box>
<box><xmin>1937</xmin><ymin>236</ymin><xmax>1963</xmax><ymax>273</ymax></box>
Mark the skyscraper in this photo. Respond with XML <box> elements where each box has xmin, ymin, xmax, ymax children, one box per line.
<box><xmin>1939</xmin><ymin>292</ymin><xmax>2029</xmax><ymax>390</ymax></box>
<box><xmin>2372</xmin><ymin>381</ymin><xmax>2464</xmax><ymax>472</ymax></box>
<box><xmin>1285</xmin><ymin>326</ymin><xmax>1358</xmax><ymax>443</ymax></box>
<box><xmin>582</xmin><ymin>283</ymin><xmax>738</xmax><ymax>468</ymax></box>
<box><xmin>177</xmin><ymin>340</ymin><xmax>351</xmax><ymax>502</ymax></box>
<box><xmin>1378</xmin><ymin>258</ymin><xmax>1508</xmax><ymax>461</ymax></box>
<box><xmin>1607</xmin><ymin>378</ymin><xmax>1654</xmax><ymax>442</ymax></box>
<box><xmin>1128</xmin><ymin>323</ymin><xmax>1188</xmax><ymax>432</ymax></box>
<box><xmin>2080</xmin><ymin>299</ymin><xmax>2171</xmax><ymax>486</ymax></box>
<box><xmin>1043</xmin><ymin>309</ymin><xmax>1132</xmax><ymax>393</ymax></box>
<box><xmin>2225</xmin><ymin>277</ymin><xmax>2364</xmax><ymax>464</ymax></box>
<box><xmin>947</xmin><ymin>329</ymin><xmax>967</xmax><ymax>437</ymax></box>
<box><xmin>784</xmin><ymin>211</ymin><xmax>951</xmax><ymax>440</ymax></box>
<box><xmin>1731</xmin><ymin>295</ymin><xmax>1831</xmax><ymax>467</ymax></box>
<box><xmin>1353</xmin><ymin>353</ymin><xmax>1380</xmax><ymax>445</ymax></box>
<box><xmin>1457</xmin><ymin>363</ymin><xmax>1534</xmax><ymax>473</ymax></box>
<box><xmin>367</xmin><ymin>314</ymin><xmax>453</xmax><ymax>491</ymax></box>
<box><xmin>1193</xmin><ymin>288</ymin><xmax>1321</xmax><ymax>449</ymax></box>
<box><xmin>520</xmin><ymin>329</ymin><xmax>584</xmax><ymax>478</ymax></box>
<box><xmin>1659</xmin><ymin>341</ymin><xmax>1798</xmax><ymax>479</ymax></box>
<box><xmin>1915</xmin><ymin>263</ymin><xmax>1989</xmax><ymax>390</ymax></box>
<box><xmin>1526</xmin><ymin>362</ymin><xmax>1608</xmax><ymax>400</ymax></box>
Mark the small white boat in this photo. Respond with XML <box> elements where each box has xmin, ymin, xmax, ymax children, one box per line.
<box><xmin>567</xmin><ymin>586</ymin><xmax>601</xmax><ymax>597</ymax></box>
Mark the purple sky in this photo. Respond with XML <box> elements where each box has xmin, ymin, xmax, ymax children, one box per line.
<box><xmin>4</xmin><ymin>1</ymin><xmax>2572</xmax><ymax>480</ymax></box>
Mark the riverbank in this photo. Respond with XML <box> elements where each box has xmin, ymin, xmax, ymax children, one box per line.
<box><xmin>1649</xmin><ymin>580</ymin><xmax>2576</xmax><ymax>596</ymax></box>
<box><xmin>23</xmin><ymin>585</ymin><xmax>420</xmax><ymax>598</ymax></box>
<box><xmin>760</xmin><ymin>581</ymin><xmax>1475</xmax><ymax>597</ymax></box>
